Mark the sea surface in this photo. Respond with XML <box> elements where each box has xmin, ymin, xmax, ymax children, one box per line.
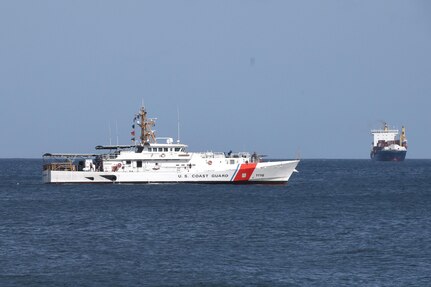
<box><xmin>0</xmin><ymin>159</ymin><xmax>430</xmax><ymax>286</ymax></box>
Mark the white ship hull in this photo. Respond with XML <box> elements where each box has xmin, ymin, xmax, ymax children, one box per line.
<box><xmin>43</xmin><ymin>160</ymin><xmax>299</xmax><ymax>184</ymax></box>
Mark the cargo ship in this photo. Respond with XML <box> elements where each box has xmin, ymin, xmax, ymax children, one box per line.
<box><xmin>370</xmin><ymin>123</ymin><xmax>407</xmax><ymax>161</ymax></box>
<box><xmin>43</xmin><ymin>106</ymin><xmax>299</xmax><ymax>184</ymax></box>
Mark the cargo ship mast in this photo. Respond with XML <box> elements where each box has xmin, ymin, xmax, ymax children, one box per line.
<box><xmin>400</xmin><ymin>126</ymin><xmax>406</xmax><ymax>146</ymax></box>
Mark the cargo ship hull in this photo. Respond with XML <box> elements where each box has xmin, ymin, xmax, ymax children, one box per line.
<box><xmin>370</xmin><ymin>149</ymin><xmax>406</xmax><ymax>161</ymax></box>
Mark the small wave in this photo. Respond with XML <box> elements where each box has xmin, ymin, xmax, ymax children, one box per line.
<box><xmin>331</xmin><ymin>247</ymin><xmax>379</xmax><ymax>255</ymax></box>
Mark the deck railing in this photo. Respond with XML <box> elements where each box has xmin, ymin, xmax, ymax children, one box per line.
<box><xmin>43</xmin><ymin>163</ymin><xmax>76</xmax><ymax>171</ymax></box>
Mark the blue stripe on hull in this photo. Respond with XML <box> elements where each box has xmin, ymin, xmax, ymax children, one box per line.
<box><xmin>370</xmin><ymin>150</ymin><xmax>406</xmax><ymax>161</ymax></box>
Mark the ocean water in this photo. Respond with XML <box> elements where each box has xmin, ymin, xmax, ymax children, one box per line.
<box><xmin>0</xmin><ymin>159</ymin><xmax>430</xmax><ymax>286</ymax></box>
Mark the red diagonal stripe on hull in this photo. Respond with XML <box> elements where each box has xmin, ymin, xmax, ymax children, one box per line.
<box><xmin>233</xmin><ymin>163</ymin><xmax>257</xmax><ymax>182</ymax></box>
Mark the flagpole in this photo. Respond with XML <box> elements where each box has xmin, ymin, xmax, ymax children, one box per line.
<box><xmin>109</xmin><ymin>122</ymin><xmax>112</xmax><ymax>145</ymax></box>
<box><xmin>131</xmin><ymin>113</ymin><xmax>137</xmax><ymax>145</ymax></box>
<box><xmin>177</xmin><ymin>106</ymin><xmax>180</xmax><ymax>143</ymax></box>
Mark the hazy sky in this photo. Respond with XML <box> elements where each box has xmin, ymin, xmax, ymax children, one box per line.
<box><xmin>1</xmin><ymin>0</ymin><xmax>430</xmax><ymax>158</ymax></box>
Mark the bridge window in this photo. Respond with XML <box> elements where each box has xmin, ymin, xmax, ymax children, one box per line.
<box><xmin>137</xmin><ymin>161</ymin><xmax>142</xmax><ymax>168</ymax></box>
<box><xmin>175</xmin><ymin>148</ymin><xmax>181</xmax><ymax>152</ymax></box>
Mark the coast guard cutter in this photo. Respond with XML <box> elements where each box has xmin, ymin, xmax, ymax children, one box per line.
<box><xmin>43</xmin><ymin>106</ymin><xmax>299</xmax><ymax>184</ymax></box>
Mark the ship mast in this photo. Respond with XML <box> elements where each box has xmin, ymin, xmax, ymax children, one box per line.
<box><xmin>139</xmin><ymin>106</ymin><xmax>156</xmax><ymax>145</ymax></box>
<box><xmin>400</xmin><ymin>126</ymin><xmax>406</xmax><ymax>146</ymax></box>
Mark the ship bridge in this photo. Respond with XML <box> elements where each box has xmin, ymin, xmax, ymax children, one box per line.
<box><xmin>371</xmin><ymin>129</ymin><xmax>398</xmax><ymax>146</ymax></box>
<box><xmin>370</xmin><ymin>122</ymin><xmax>406</xmax><ymax>147</ymax></box>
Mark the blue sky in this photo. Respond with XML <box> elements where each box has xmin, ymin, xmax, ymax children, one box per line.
<box><xmin>0</xmin><ymin>0</ymin><xmax>430</xmax><ymax>158</ymax></box>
